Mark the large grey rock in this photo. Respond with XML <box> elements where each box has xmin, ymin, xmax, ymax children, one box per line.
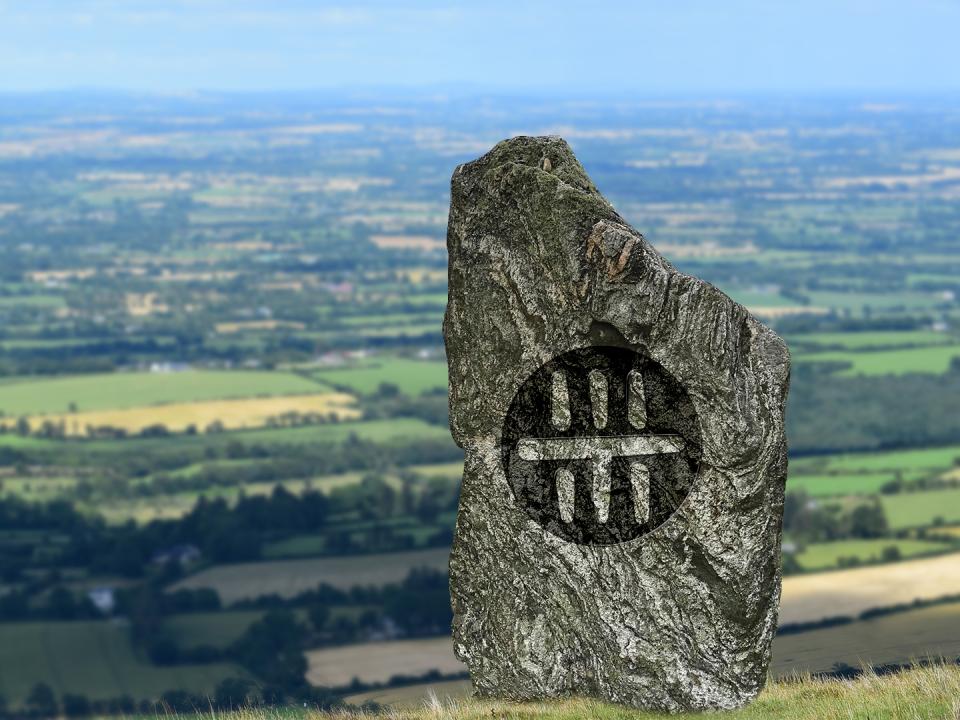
<box><xmin>443</xmin><ymin>136</ymin><xmax>790</xmax><ymax>711</ymax></box>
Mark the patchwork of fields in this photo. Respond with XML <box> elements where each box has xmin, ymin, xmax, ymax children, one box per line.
<box><xmin>165</xmin><ymin>539</ymin><xmax>960</xmax><ymax>702</ymax></box>
<box><xmin>3</xmin><ymin>96</ymin><xmax>960</xmax><ymax>712</ymax></box>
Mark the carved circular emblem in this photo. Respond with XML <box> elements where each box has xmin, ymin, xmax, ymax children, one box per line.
<box><xmin>501</xmin><ymin>346</ymin><xmax>702</xmax><ymax>545</ymax></box>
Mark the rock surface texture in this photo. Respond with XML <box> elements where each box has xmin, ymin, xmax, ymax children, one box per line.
<box><xmin>444</xmin><ymin>136</ymin><xmax>791</xmax><ymax>711</ymax></box>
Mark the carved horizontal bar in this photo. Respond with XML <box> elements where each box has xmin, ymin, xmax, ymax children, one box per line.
<box><xmin>516</xmin><ymin>434</ymin><xmax>683</xmax><ymax>462</ymax></box>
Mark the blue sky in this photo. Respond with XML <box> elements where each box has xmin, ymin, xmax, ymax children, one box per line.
<box><xmin>2</xmin><ymin>0</ymin><xmax>959</xmax><ymax>94</ymax></box>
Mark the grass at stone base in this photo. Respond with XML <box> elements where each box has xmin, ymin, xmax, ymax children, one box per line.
<box><xmin>205</xmin><ymin>665</ymin><xmax>960</xmax><ymax>720</ymax></box>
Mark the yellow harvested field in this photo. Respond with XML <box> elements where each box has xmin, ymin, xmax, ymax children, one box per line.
<box><xmin>28</xmin><ymin>268</ymin><xmax>96</xmax><ymax>282</ymax></box>
<box><xmin>656</xmin><ymin>242</ymin><xmax>757</xmax><ymax>258</ymax></box>
<box><xmin>928</xmin><ymin>525</ymin><xmax>960</xmax><ymax>540</ymax></box>
<box><xmin>259</xmin><ymin>280</ymin><xmax>304</xmax><ymax>291</ymax></box>
<box><xmin>211</xmin><ymin>241</ymin><xmax>275</xmax><ymax>251</ymax></box>
<box><xmin>396</xmin><ymin>268</ymin><xmax>447</xmax><ymax>283</ymax></box>
<box><xmin>307</xmin><ymin>638</ymin><xmax>464</xmax><ymax>687</ymax></box>
<box><xmin>125</xmin><ymin>292</ymin><xmax>168</xmax><ymax>316</ymax></box>
<box><xmin>370</xmin><ymin>234</ymin><xmax>444</xmax><ymax>250</ymax></box>
<box><xmin>5</xmin><ymin>392</ymin><xmax>358</xmax><ymax>436</ymax></box>
<box><xmin>171</xmin><ymin>548</ymin><xmax>451</xmax><ymax>603</ymax></box>
<box><xmin>159</xmin><ymin>270</ymin><xmax>239</xmax><ymax>282</ymax></box>
<box><xmin>215</xmin><ymin>320</ymin><xmax>306</xmax><ymax>333</ymax></box>
<box><xmin>749</xmin><ymin>306</ymin><xmax>830</xmax><ymax>319</ymax></box>
<box><xmin>779</xmin><ymin>551</ymin><xmax>960</xmax><ymax>625</ymax></box>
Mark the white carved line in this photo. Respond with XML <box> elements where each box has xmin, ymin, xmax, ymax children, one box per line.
<box><xmin>518</xmin><ymin>435</ymin><xmax>681</xmax><ymax>525</ymax></box>
<box><xmin>551</xmin><ymin>371</ymin><xmax>571</xmax><ymax>430</ymax></box>
<box><xmin>628</xmin><ymin>369</ymin><xmax>646</xmax><ymax>430</ymax></box>
<box><xmin>630</xmin><ymin>462</ymin><xmax>650</xmax><ymax>524</ymax></box>
<box><xmin>555</xmin><ymin>468</ymin><xmax>576</xmax><ymax>523</ymax></box>
<box><xmin>588</xmin><ymin>369</ymin><xmax>608</xmax><ymax>429</ymax></box>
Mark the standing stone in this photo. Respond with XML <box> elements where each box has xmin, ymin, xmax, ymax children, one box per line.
<box><xmin>443</xmin><ymin>136</ymin><xmax>790</xmax><ymax>711</ymax></box>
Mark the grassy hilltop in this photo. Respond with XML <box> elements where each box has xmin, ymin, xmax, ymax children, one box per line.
<box><xmin>175</xmin><ymin>666</ymin><xmax>960</xmax><ymax>720</ymax></box>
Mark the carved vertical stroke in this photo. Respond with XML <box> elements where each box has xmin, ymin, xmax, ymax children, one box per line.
<box><xmin>555</xmin><ymin>468</ymin><xmax>575</xmax><ymax>523</ymax></box>
<box><xmin>628</xmin><ymin>369</ymin><xmax>647</xmax><ymax>430</ymax></box>
<box><xmin>551</xmin><ymin>371</ymin><xmax>570</xmax><ymax>430</ymax></box>
<box><xmin>630</xmin><ymin>462</ymin><xmax>650</xmax><ymax>524</ymax></box>
<box><xmin>589</xmin><ymin>370</ymin><xmax>608</xmax><ymax>429</ymax></box>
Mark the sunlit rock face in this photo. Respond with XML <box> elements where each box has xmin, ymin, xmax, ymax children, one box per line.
<box><xmin>443</xmin><ymin>136</ymin><xmax>790</xmax><ymax>711</ymax></box>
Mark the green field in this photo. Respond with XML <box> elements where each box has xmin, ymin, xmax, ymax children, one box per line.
<box><xmin>312</xmin><ymin>358</ymin><xmax>447</xmax><ymax>395</ymax></box>
<box><xmin>163</xmin><ymin>611</ymin><xmax>265</xmax><ymax>650</ymax></box>
<box><xmin>796</xmin><ymin>344</ymin><xmax>960</xmax><ymax>376</ymax></box>
<box><xmin>0</xmin><ymin>370</ymin><xmax>325</xmax><ymax>415</ymax></box>
<box><xmin>348</xmin><ymin>323</ymin><xmax>441</xmax><ymax>339</ymax></box>
<box><xmin>202</xmin><ymin>417</ymin><xmax>449</xmax><ymax>446</ymax></box>
<box><xmin>2</xmin><ymin>338</ymin><xmax>122</xmax><ymax>350</ymax></box>
<box><xmin>0</xmin><ymin>621</ymin><xmax>247</xmax><ymax>706</ymax></box>
<box><xmin>262</xmin><ymin>535</ymin><xmax>328</xmax><ymax>559</ymax></box>
<box><xmin>787</xmin><ymin>330</ymin><xmax>953</xmax><ymax>351</ymax></box>
<box><xmin>787</xmin><ymin>472</ymin><xmax>898</xmax><ymax>496</ymax></box>
<box><xmin>340</xmin><ymin>312</ymin><xmax>441</xmax><ymax>327</ymax></box>
<box><xmin>84</xmin><ymin>417</ymin><xmax>450</xmax><ymax>453</ymax></box>
<box><xmin>0</xmin><ymin>475</ymin><xmax>77</xmax><ymax>502</ymax></box>
<box><xmin>880</xmin><ymin>489</ymin><xmax>960</xmax><ymax>529</ymax></box>
<box><xmin>908</xmin><ymin>272</ymin><xmax>960</xmax><ymax>287</ymax></box>
<box><xmin>0</xmin><ymin>295</ymin><xmax>65</xmax><ymax>308</ymax></box>
<box><xmin>0</xmin><ymin>418</ymin><xmax>454</xmax><ymax>484</ymax></box>
<box><xmin>794</xmin><ymin>539</ymin><xmax>952</xmax><ymax>570</ymax></box>
<box><xmin>791</xmin><ymin>444</ymin><xmax>960</xmax><ymax>475</ymax></box>
<box><xmin>163</xmin><ymin>609</ymin><xmax>364</xmax><ymax>651</ymax></box>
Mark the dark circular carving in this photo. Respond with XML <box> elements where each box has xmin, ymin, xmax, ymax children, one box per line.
<box><xmin>501</xmin><ymin>346</ymin><xmax>702</xmax><ymax>545</ymax></box>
